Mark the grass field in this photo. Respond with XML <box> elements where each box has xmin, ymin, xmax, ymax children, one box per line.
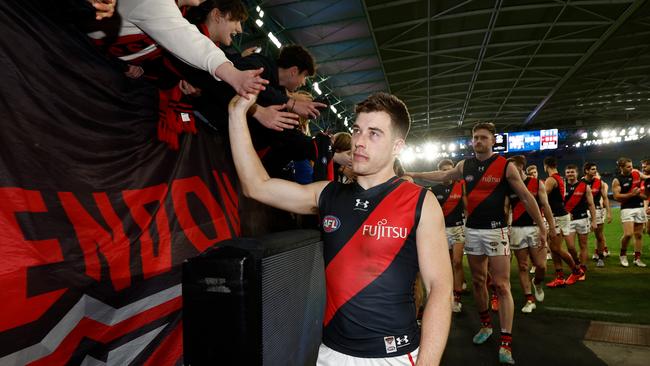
<box><xmin>459</xmin><ymin>208</ymin><xmax>650</xmax><ymax>325</ymax></box>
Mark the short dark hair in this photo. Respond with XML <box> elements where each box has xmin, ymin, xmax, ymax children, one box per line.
<box><xmin>355</xmin><ymin>92</ymin><xmax>410</xmax><ymax>139</ymax></box>
<box><xmin>437</xmin><ymin>159</ymin><xmax>454</xmax><ymax>170</ymax></box>
<box><xmin>565</xmin><ymin>164</ymin><xmax>578</xmax><ymax>171</ymax></box>
<box><xmin>472</xmin><ymin>122</ymin><xmax>496</xmax><ymax>136</ymax></box>
<box><xmin>507</xmin><ymin>155</ymin><xmax>527</xmax><ymax>169</ymax></box>
<box><xmin>186</xmin><ymin>0</ymin><xmax>248</xmax><ymax>24</ymax></box>
<box><xmin>642</xmin><ymin>158</ymin><xmax>650</xmax><ymax>165</ymax></box>
<box><xmin>277</xmin><ymin>45</ymin><xmax>316</xmax><ymax>76</ymax></box>
<box><xmin>583</xmin><ymin>162</ymin><xmax>596</xmax><ymax>173</ymax></box>
<box><xmin>617</xmin><ymin>157</ymin><xmax>632</xmax><ymax>168</ymax></box>
<box><xmin>543</xmin><ymin>156</ymin><xmax>558</xmax><ymax>169</ymax></box>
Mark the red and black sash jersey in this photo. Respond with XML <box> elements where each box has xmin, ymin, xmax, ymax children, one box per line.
<box><xmin>430</xmin><ymin>181</ymin><xmax>464</xmax><ymax>227</ymax></box>
<box><xmin>616</xmin><ymin>172</ymin><xmax>644</xmax><ymax>209</ymax></box>
<box><xmin>548</xmin><ymin>173</ymin><xmax>568</xmax><ymax>217</ymax></box>
<box><xmin>565</xmin><ymin>180</ymin><xmax>589</xmax><ymax>219</ymax></box>
<box><xmin>463</xmin><ymin>154</ymin><xmax>509</xmax><ymax>229</ymax></box>
<box><xmin>509</xmin><ymin>177</ymin><xmax>540</xmax><ymax>227</ymax></box>
<box><xmin>584</xmin><ymin>177</ymin><xmax>602</xmax><ymax>208</ymax></box>
<box><xmin>645</xmin><ymin>177</ymin><xmax>650</xmax><ymax>202</ymax></box>
<box><xmin>318</xmin><ymin>177</ymin><xmax>427</xmax><ymax>358</ymax></box>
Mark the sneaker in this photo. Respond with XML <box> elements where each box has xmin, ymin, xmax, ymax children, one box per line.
<box><xmin>529</xmin><ymin>265</ymin><xmax>536</xmax><ymax>274</ymax></box>
<box><xmin>499</xmin><ymin>346</ymin><xmax>515</xmax><ymax>365</ymax></box>
<box><xmin>521</xmin><ymin>300</ymin><xmax>536</xmax><ymax>313</ymax></box>
<box><xmin>578</xmin><ymin>266</ymin><xmax>586</xmax><ymax>281</ymax></box>
<box><xmin>634</xmin><ymin>258</ymin><xmax>647</xmax><ymax>267</ymax></box>
<box><xmin>604</xmin><ymin>249</ymin><xmax>610</xmax><ymax>258</ymax></box>
<box><xmin>565</xmin><ymin>272</ymin><xmax>581</xmax><ymax>285</ymax></box>
<box><xmin>592</xmin><ymin>253</ymin><xmax>599</xmax><ymax>261</ymax></box>
<box><xmin>620</xmin><ymin>255</ymin><xmax>629</xmax><ymax>267</ymax></box>
<box><xmin>472</xmin><ymin>327</ymin><xmax>493</xmax><ymax>344</ymax></box>
<box><xmin>490</xmin><ymin>294</ymin><xmax>499</xmax><ymax>312</ymax></box>
<box><xmin>452</xmin><ymin>300</ymin><xmax>462</xmax><ymax>313</ymax></box>
<box><xmin>532</xmin><ymin>279</ymin><xmax>545</xmax><ymax>302</ymax></box>
<box><xmin>596</xmin><ymin>259</ymin><xmax>605</xmax><ymax>267</ymax></box>
<box><xmin>546</xmin><ymin>277</ymin><xmax>565</xmax><ymax>288</ymax></box>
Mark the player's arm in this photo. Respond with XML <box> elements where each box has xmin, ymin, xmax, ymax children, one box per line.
<box><xmin>585</xmin><ymin>185</ymin><xmax>597</xmax><ymax>230</ymax></box>
<box><xmin>462</xmin><ymin>182</ymin><xmax>469</xmax><ymax>219</ymax></box>
<box><xmin>537</xmin><ymin>181</ymin><xmax>557</xmax><ymax>238</ymax></box>
<box><xmin>507</xmin><ymin>164</ymin><xmax>547</xmax><ymax>245</ymax></box>
<box><xmin>544</xmin><ymin>175</ymin><xmax>557</xmax><ymax>194</ymax></box>
<box><xmin>228</xmin><ymin>95</ymin><xmax>328</xmax><ymax>215</ymax></box>
<box><xmin>601</xmin><ymin>182</ymin><xmax>613</xmax><ymax>223</ymax></box>
<box><xmin>611</xmin><ymin>178</ymin><xmax>639</xmax><ymax>201</ymax></box>
<box><xmin>415</xmin><ymin>191</ymin><xmax>452</xmax><ymax>366</ymax></box>
<box><xmin>407</xmin><ymin>161</ymin><xmax>464</xmax><ymax>183</ymax></box>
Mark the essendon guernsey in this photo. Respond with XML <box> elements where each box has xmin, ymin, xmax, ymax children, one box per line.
<box><xmin>463</xmin><ymin>154</ymin><xmax>510</xmax><ymax>229</ymax></box>
<box><xmin>318</xmin><ymin>177</ymin><xmax>427</xmax><ymax>357</ymax></box>
<box><xmin>548</xmin><ymin>173</ymin><xmax>568</xmax><ymax>217</ymax></box>
<box><xmin>565</xmin><ymin>180</ymin><xmax>589</xmax><ymax>219</ymax></box>
<box><xmin>616</xmin><ymin>171</ymin><xmax>644</xmax><ymax>209</ymax></box>
<box><xmin>430</xmin><ymin>180</ymin><xmax>464</xmax><ymax>227</ymax></box>
<box><xmin>509</xmin><ymin>177</ymin><xmax>541</xmax><ymax>227</ymax></box>
<box><xmin>584</xmin><ymin>177</ymin><xmax>602</xmax><ymax>208</ymax></box>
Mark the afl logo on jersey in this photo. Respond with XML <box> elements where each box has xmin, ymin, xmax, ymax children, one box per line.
<box><xmin>322</xmin><ymin>215</ymin><xmax>341</xmax><ymax>233</ymax></box>
<box><xmin>465</xmin><ymin>175</ymin><xmax>474</xmax><ymax>182</ymax></box>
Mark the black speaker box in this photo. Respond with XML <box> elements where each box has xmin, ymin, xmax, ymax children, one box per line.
<box><xmin>183</xmin><ymin>230</ymin><xmax>325</xmax><ymax>365</ymax></box>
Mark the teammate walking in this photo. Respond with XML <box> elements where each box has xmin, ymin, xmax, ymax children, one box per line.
<box><xmin>429</xmin><ymin>159</ymin><xmax>467</xmax><ymax>313</ymax></box>
<box><xmin>583</xmin><ymin>163</ymin><xmax>612</xmax><ymax>267</ymax></box>
<box><xmin>543</xmin><ymin>157</ymin><xmax>584</xmax><ymax>287</ymax></box>
<box><xmin>408</xmin><ymin>122</ymin><xmax>546</xmax><ymax>365</ymax></box>
<box><xmin>507</xmin><ymin>156</ymin><xmax>556</xmax><ymax>313</ymax></box>
<box><xmin>612</xmin><ymin>158</ymin><xmax>647</xmax><ymax>267</ymax></box>
<box><xmin>564</xmin><ymin>164</ymin><xmax>597</xmax><ymax>279</ymax></box>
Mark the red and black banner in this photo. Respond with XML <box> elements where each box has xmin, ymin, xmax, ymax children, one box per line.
<box><xmin>1</xmin><ymin>1</ymin><xmax>239</xmax><ymax>364</ymax></box>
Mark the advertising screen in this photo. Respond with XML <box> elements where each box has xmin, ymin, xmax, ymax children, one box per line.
<box><xmin>493</xmin><ymin>133</ymin><xmax>508</xmax><ymax>153</ymax></box>
<box><xmin>508</xmin><ymin>131</ymin><xmax>541</xmax><ymax>152</ymax></box>
<box><xmin>540</xmin><ymin>129</ymin><xmax>559</xmax><ymax>150</ymax></box>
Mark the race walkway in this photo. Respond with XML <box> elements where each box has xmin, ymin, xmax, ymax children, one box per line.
<box><xmin>440</xmin><ymin>305</ymin><xmax>650</xmax><ymax>365</ymax></box>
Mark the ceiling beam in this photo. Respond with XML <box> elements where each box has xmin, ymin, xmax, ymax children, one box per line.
<box><xmin>458</xmin><ymin>0</ymin><xmax>503</xmax><ymax>127</ymax></box>
<box><xmin>495</xmin><ymin>2</ymin><xmax>568</xmax><ymax>118</ymax></box>
<box><xmin>524</xmin><ymin>0</ymin><xmax>647</xmax><ymax>124</ymax></box>
<box><xmin>383</xmin><ymin>21</ymin><xmax>610</xmax><ymax>49</ymax></box>
<box><xmin>361</xmin><ymin>0</ymin><xmax>391</xmax><ymax>93</ymax></box>
<box><xmin>381</xmin><ymin>39</ymin><xmax>595</xmax><ymax>65</ymax></box>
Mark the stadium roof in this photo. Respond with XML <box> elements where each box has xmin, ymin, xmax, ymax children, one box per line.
<box><xmin>245</xmin><ymin>0</ymin><xmax>650</xmax><ymax>139</ymax></box>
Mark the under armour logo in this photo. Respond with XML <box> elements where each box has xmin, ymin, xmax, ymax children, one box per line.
<box><xmin>396</xmin><ymin>335</ymin><xmax>409</xmax><ymax>346</ymax></box>
<box><xmin>354</xmin><ymin>199</ymin><xmax>369</xmax><ymax>210</ymax></box>
<box><xmin>478</xmin><ymin>166</ymin><xmax>485</xmax><ymax>172</ymax></box>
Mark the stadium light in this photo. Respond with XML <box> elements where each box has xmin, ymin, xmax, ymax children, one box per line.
<box><xmin>255</xmin><ymin>19</ymin><xmax>263</xmax><ymax>27</ymax></box>
<box><xmin>400</xmin><ymin>147</ymin><xmax>415</xmax><ymax>164</ymax></box>
<box><xmin>259</xmin><ymin>10</ymin><xmax>264</xmax><ymax>17</ymax></box>
<box><xmin>580</xmin><ymin>132</ymin><xmax>588</xmax><ymax>139</ymax></box>
<box><xmin>312</xmin><ymin>82</ymin><xmax>322</xmax><ymax>95</ymax></box>
<box><xmin>256</xmin><ymin>6</ymin><xmax>261</xmax><ymax>12</ymax></box>
<box><xmin>330</xmin><ymin>105</ymin><xmax>337</xmax><ymax>113</ymax></box>
<box><xmin>344</xmin><ymin>117</ymin><xmax>348</xmax><ymax>127</ymax></box>
<box><xmin>448</xmin><ymin>143</ymin><xmax>457</xmax><ymax>151</ymax></box>
<box><xmin>267</xmin><ymin>32</ymin><xmax>282</xmax><ymax>49</ymax></box>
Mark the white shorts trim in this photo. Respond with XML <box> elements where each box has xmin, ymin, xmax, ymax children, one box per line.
<box><xmin>464</xmin><ymin>227</ymin><xmax>510</xmax><ymax>256</ymax></box>
<box><xmin>510</xmin><ymin>226</ymin><xmax>540</xmax><ymax>250</ymax></box>
<box><xmin>445</xmin><ymin>226</ymin><xmax>465</xmax><ymax>249</ymax></box>
<box><xmin>317</xmin><ymin>343</ymin><xmax>418</xmax><ymax>366</ymax></box>
<box><xmin>569</xmin><ymin>217</ymin><xmax>591</xmax><ymax>235</ymax></box>
<box><xmin>621</xmin><ymin>207</ymin><xmax>647</xmax><ymax>224</ymax></box>
<box><xmin>554</xmin><ymin>214</ymin><xmax>571</xmax><ymax>236</ymax></box>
